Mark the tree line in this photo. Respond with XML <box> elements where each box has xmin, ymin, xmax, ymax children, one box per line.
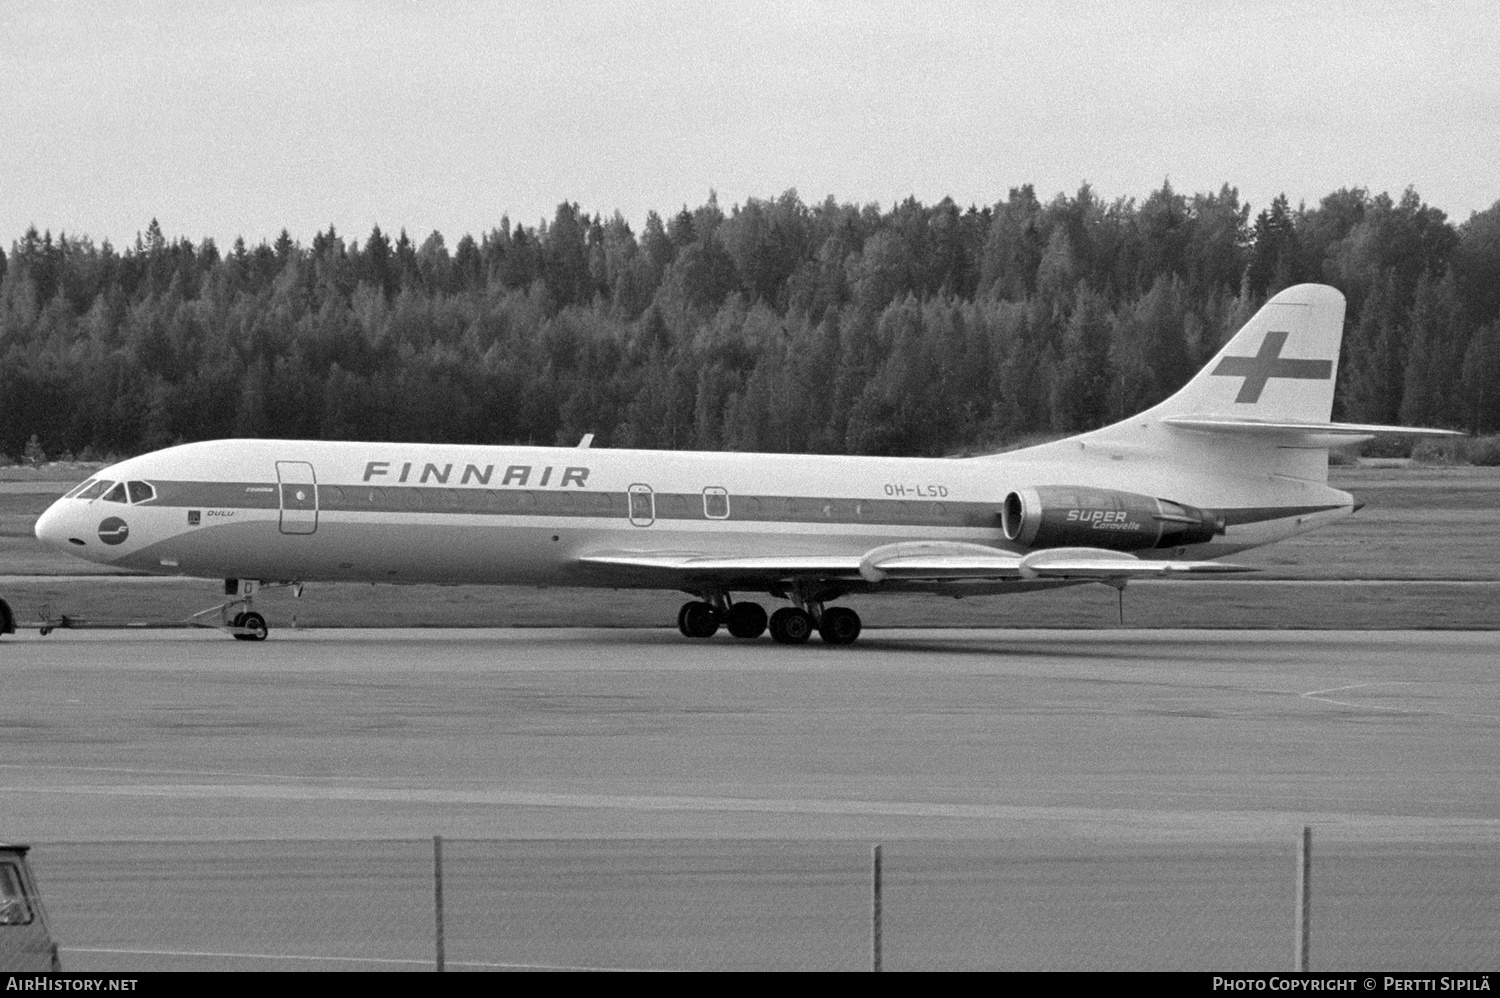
<box><xmin>2</xmin><ymin>182</ymin><xmax>1498</xmax><ymax>463</ymax></box>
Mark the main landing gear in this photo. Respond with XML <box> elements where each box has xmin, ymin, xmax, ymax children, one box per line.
<box><xmin>677</xmin><ymin>596</ymin><xmax>861</xmax><ymax>646</ymax></box>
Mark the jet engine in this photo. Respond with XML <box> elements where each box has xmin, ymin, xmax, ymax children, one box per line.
<box><xmin>1001</xmin><ymin>486</ymin><xmax>1224</xmax><ymax>552</ymax></box>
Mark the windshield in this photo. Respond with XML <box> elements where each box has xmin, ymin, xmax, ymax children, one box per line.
<box><xmin>76</xmin><ymin>480</ymin><xmax>112</xmax><ymax>501</ymax></box>
<box><xmin>102</xmin><ymin>482</ymin><xmax>128</xmax><ymax>503</ymax></box>
<box><xmin>0</xmin><ymin>863</ymin><xmax>34</xmax><ymax>926</ymax></box>
<box><xmin>63</xmin><ymin>479</ymin><xmax>97</xmax><ymax>499</ymax></box>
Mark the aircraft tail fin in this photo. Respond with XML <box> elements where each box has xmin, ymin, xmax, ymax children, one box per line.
<box><xmin>1146</xmin><ymin>283</ymin><xmax>1345</xmax><ymax>424</ymax></box>
<box><xmin>1037</xmin><ymin>284</ymin><xmax>1457</xmax><ymax>484</ymax></box>
<box><xmin>1137</xmin><ymin>283</ymin><xmax>1459</xmax><ymax>449</ymax></box>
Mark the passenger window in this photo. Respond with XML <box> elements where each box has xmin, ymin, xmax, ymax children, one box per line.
<box><xmin>703</xmin><ymin>488</ymin><xmax>730</xmax><ymax>519</ymax></box>
<box><xmin>77</xmin><ymin>480</ymin><xmax>111</xmax><ymax>501</ymax></box>
<box><xmin>64</xmin><ymin>479</ymin><xmax>97</xmax><ymax>499</ymax></box>
<box><xmin>102</xmin><ymin>482</ymin><xmax>128</xmax><ymax>503</ymax></box>
<box><xmin>0</xmin><ymin>864</ymin><xmax>34</xmax><ymax>926</ymax></box>
<box><xmin>127</xmin><ymin>481</ymin><xmax>155</xmax><ymax>504</ymax></box>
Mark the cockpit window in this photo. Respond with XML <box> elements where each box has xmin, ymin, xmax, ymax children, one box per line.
<box><xmin>127</xmin><ymin>481</ymin><xmax>155</xmax><ymax>504</ymax></box>
<box><xmin>77</xmin><ymin>480</ymin><xmax>112</xmax><ymax>501</ymax></box>
<box><xmin>64</xmin><ymin>479</ymin><xmax>97</xmax><ymax>499</ymax></box>
<box><xmin>102</xmin><ymin>482</ymin><xmax>128</xmax><ymax>503</ymax></box>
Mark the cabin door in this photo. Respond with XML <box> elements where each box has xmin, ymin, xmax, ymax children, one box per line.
<box><xmin>628</xmin><ymin>484</ymin><xmax>655</xmax><ymax>527</ymax></box>
<box><xmin>276</xmin><ymin>461</ymin><xmax>319</xmax><ymax>535</ymax></box>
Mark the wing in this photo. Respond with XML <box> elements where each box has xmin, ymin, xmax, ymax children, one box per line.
<box><xmin>578</xmin><ymin>540</ymin><xmax>1249</xmax><ymax>591</ymax></box>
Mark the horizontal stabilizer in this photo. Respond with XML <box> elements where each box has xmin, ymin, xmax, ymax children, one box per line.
<box><xmin>1163</xmin><ymin>414</ymin><xmax>1464</xmax><ymax>447</ymax></box>
<box><xmin>1017</xmin><ymin>547</ymin><xmax>1252</xmax><ymax>580</ymax></box>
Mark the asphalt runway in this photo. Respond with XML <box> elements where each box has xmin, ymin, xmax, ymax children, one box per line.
<box><xmin>5</xmin><ymin>627</ymin><xmax>1500</xmax><ymax>970</ymax></box>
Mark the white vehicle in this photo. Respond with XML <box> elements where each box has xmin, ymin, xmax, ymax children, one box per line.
<box><xmin>0</xmin><ymin>844</ymin><xmax>61</xmax><ymax>972</ymax></box>
<box><xmin>33</xmin><ymin>284</ymin><xmax>1454</xmax><ymax>644</ymax></box>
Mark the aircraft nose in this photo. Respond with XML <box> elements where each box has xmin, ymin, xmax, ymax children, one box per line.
<box><xmin>34</xmin><ymin>499</ymin><xmax>78</xmax><ymax>550</ymax></box>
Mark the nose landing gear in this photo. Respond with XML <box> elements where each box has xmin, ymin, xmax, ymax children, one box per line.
<box><xmin>201</xmin><ymin>579</ymin><xmax>287</xmax><ymax>641</ymax></box>
<box><xmin>228</xmin><ymin>610</ymin><xmax>269</xmax><ymax>641</ymax></box>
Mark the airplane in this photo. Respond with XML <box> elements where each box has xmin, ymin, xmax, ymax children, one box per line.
<box><xmin>31</xmin><ymin>283</ymin><xmax>1458</xmax><ymax>644</ymax></box>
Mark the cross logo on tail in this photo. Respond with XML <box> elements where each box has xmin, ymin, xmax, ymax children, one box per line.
<box><xmin>1211</xmin><ymin>331</ymin><xmax>1333</xmax><ymax>403</ymax></box>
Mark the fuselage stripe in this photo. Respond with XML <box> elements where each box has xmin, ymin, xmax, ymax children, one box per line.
<box><xmin>111</xmin><ymin>480</ymin><xmax>1341</xmax><ymax>532</ymax></box>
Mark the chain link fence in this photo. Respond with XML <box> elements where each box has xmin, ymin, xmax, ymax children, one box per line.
<box><xmin>21</xmin><ymin>835</ymin><xmax>1500</xmax><ymax>971</ymax></box>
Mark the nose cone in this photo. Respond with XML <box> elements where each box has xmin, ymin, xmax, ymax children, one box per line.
<box><xmin>34</xmin><ymin>499</ymin><xmax>75</xmax><ymax>551</ymax></box>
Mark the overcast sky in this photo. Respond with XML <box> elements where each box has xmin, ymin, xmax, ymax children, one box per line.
<box><xmin>3</xmin><ymin>0</ymin><xmax>1496</xmax><ymax>250</ymax></box>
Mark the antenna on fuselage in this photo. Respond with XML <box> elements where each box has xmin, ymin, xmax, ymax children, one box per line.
<box><xmin>577</xmin><ymin>433</ymin><xmax>594</xmax><ymax>448</ymax></box>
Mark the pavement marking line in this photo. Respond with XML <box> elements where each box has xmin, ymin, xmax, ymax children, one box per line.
<box><xmin>3</xmin><ymin>782</ymin><xmax>1025</xmax><ymax>818</ymax></box>
<box><xmin>9</xmin><ymin>783</ymin><xmax>1500</xmax><ymax>839</ymax></box>
<box><xmin>1302</xmin><ymin>681</ymin><xmax>1418</xmax><ymax>712</ymax></box>
<box><xmin>0</xmin><ymin>762</ymin><xmax>384</xmax><ymax>783</ymax></box>
<box><xmin>1300</xmin><ymin>682</ymin><xmax>1500</xmax><ymax>721</ymax></box>
<box><xmin>63</xmin><ymin>945</ymin><xmax>656</xmax><ymax>972</ymax></box>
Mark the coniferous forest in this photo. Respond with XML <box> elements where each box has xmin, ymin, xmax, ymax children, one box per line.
<box><xmin>3</xmin><ymin>182</ymin><xmax>1498</xmax><ymax>463</ymax></box>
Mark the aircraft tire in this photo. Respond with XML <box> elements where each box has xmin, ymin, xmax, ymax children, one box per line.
<box><xmin>817</xmin><ymin>606</ymin><xmax>861</xmax><ymax>645</ymax></box>
<box><xmin>768</xmin><ymin>607</ymin><xmax>813</xmax><ymax>645</ymax></box>
<box><xmin>679</xmin><ymin>601</ymin><xmax>719</xmax><ymax>639</ymax></box>
<box><xmin>726</xmin><ymin>602</ymin><xmax>768</xmax><ymax>639</ymax></box>
<box><xmin>0</xmin><ymin>597</ymin><xmax>13</xmax><ymax>637</ymax></box>
<box><xmin>236</xmin><ymin>611</ymin><xmax>268</xmax><ymax>642</ymax></box>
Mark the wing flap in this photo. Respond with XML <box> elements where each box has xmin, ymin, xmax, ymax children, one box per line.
<box><xmin>577</xmin><ymin>551</ymin><xmax>865</xmax><ymax>578</ymax></box>
<box><xmin>1017</xmin><ymin>547</ymin><xmax>1252</xmax><ymax>579</ymax></box>
<box><xmin>858</xmin><ymin>541</ymin><xmax>1023</xmax><ymax>582</ymax></box>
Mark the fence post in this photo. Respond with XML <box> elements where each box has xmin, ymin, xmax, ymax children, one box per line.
<box><xmin>871</xmin><ymin>843</ymin><xmax>883</xmax><ymax>972</ymax></box>
<box><xmin>1294</xmin><ymin>825</ymin><xmax>1311</xmax><ymax>971</ymax></box>
<box><xmin>434</xmin><ymin>834</ymin><xmax>446</xmax><ymax>972</ymax></box>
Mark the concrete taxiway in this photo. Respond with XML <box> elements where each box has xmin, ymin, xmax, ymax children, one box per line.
<box><xmin>6</xmin><ymin>627</ymin><xmax>1500</xmax><ymax>971</ymax></box>
<box><xmin>4</xmin><ymin>627</ymin><xmax>1498</xmax><ymax>843</ymax></box>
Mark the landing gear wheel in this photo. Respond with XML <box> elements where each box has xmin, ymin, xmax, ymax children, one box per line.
<box><xmin>768</xmin><ymin>607</ymin><xmax>813</xmax><ymax>645</ymax></box>
<box><xmin>234</xmin><ymin>611</ymin><xmax>268</xmax><ymax>642</ymax></box>
<box><xmin>726</xmin><ymin>602</ymin><xmax>768</xmax><ymax>639</ymax></box>
<box><xmin>678</xmin><ymin>601</ymin><xmax>719</xmax><ymax>639</ymax></box>
<box><xmin>817</xmin><ymin>606</ymin><xmax>861</xmax><ymax>646</ymax></box>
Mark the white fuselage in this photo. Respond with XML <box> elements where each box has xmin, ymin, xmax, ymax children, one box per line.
<box><xmin>34</xmin><ymin>436</ymin><xmax>1355</xmax><ymax>592</ymax></box>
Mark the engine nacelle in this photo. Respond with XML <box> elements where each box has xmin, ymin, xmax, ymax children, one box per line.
<box><xmin>1001</xmin><ymin>486</ymin><xmax>1223</xmax><ymax>552</ymax></box>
